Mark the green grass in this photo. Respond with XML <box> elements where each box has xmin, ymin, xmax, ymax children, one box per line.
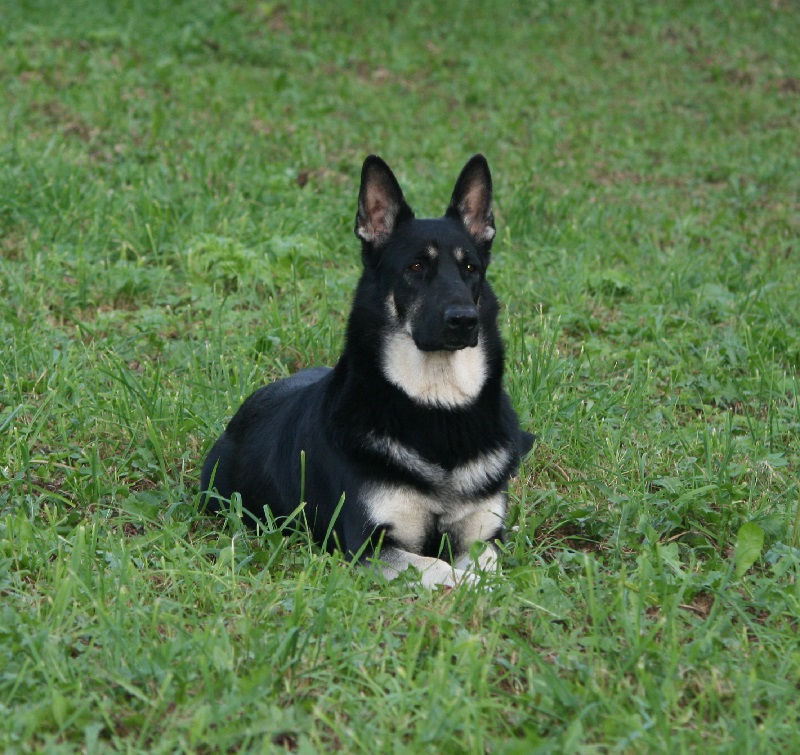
<box><xmin>2</xmin><ymin>0</ymin><xmax>799</xmax><ymax>751</ymax></box>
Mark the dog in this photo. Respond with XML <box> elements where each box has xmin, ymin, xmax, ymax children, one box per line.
<box><xmin>201</xmin><ymin>154</ymin><xmax>534</xmax><ymax>587</ymax></box>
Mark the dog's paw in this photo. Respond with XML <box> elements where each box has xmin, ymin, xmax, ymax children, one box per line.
<box><xmin>454</xmin><ymin>542</ymin><xmax>500</xmax><ymax>574</ymax></box>
<box><xmin>376</xmin><ymin>549</ymin><xmax>491</xmax><ymax>590</ymax></box>
<box><xmin>415</xmin><ymin>560</ymin><xmax>467</xmax><ymax>589</ymax></box>
<box><xmin>418</xmin><ymin>562</ymin><xmax>493</xmax><ymax>590</ymax></box>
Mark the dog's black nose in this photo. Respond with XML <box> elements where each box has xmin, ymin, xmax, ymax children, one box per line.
<box><xmin>444</xmin><ymin>305</ymin><xmax>479</xmax><ymax>340</ymax></box>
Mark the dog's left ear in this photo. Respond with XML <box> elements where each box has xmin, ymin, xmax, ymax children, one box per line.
<box><xmin>446</xmin><ymin>154</ymin><xmax>496</xmax><ymax>248</ymax></box>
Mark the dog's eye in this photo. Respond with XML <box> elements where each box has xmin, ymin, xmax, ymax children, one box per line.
<box><xmin>407</xmin><ymin>261</ymin><xmax>423</xmax><ymax>273</ymax></box>
<box><xmin>464</xmin><ymin>263</ymin><xmax>478</xmax><ymax>273</ymax></box>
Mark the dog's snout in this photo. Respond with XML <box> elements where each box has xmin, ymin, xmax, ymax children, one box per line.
<box><xmin>444</xmin><ymin>305</ymin><xmax>479</xmax><ymax>337</ymax></box>
<box><xmin>444</xmin><ymin>305</ymin><xmax>478</xmax><ymax>329</ymax></box>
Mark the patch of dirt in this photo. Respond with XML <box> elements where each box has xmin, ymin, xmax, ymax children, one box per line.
<box><xmin>27</xmin><ymin>100</ymin><xmax>97</xmax><ymax>142</ymax></box>
<box><xmin>773</xmin><ymin>76</ymin><xmax>800</xmax><ymax>94</ymax></box>
<box><xmin>679</xmin><ymin>591</ymin><xmax>714</xmax><ymax>619</ymax></box>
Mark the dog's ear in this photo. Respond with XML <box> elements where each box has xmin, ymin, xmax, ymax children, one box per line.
<box><xmin>355</xmin><ymin>156</ymin><xmax>414</xmax><ymax>247</ymax></box>
<box><xmin>446</xmin><ymin>154</ymin><xmax>496</xmax><ymax>248</ymax></box>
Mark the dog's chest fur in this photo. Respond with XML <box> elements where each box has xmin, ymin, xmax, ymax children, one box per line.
<box><xmin>365</xmin><ymin>432</ymin><xmax>512</xmax><ymax>497</ymax></box>
<box><xmin>364</xmin><ymin>483</ymin><xmax>506</xmax><ymax>556</ymax></box>
<box><xmin>361</xmin><ymin>430</ymin><xmax>512</xmax><ymax>555</ymax></box>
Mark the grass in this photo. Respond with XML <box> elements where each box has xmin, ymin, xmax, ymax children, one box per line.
<box><xmin>1</xmin><ymin>0</ymin><xmax>799</xmax><ymax>750</ymax></box>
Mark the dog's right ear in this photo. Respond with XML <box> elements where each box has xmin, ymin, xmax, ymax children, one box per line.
<box><xmin>355</xmin><ymin>156</ymin><xmax>414</xmax><ymax>248</ymax></box>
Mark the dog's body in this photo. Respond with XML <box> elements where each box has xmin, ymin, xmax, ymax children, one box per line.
<box><xmin>201</xmin><ymin>155</ymin><xmax>533</xmax><ymax>587</ymax></box>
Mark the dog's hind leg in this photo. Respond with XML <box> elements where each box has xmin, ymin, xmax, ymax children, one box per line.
<box><xmin>200</xmin><ymin>432</ymin><xmax>235</xmax><ymax>513</ymax></box>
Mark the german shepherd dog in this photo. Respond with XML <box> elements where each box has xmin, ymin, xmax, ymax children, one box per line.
<box><xmin>201</xmin><ymin>155</ymin><xmax>533</xmax><ymax>587</ymax></box>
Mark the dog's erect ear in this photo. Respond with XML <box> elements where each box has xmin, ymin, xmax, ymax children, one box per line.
<box><xmin>355</xmin><ymin>156</ymin><xmax>414</xmax><ymax>247</ymax></box>
<box><xmin>446</xmin><ymin>154</ymin><xmax>496</xmax><ymax>247</ymax></box>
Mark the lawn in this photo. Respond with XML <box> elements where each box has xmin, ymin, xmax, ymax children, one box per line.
<box><xmin>1</xmin><ymin>0</ymin><xmax>799</xmax><ymax>751</ymax></box>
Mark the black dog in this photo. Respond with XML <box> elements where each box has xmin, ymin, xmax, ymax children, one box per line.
<box><xmin>201</xmin><ymin>155</ymin><xmax>533</xmax><ymax>587</ymax></box>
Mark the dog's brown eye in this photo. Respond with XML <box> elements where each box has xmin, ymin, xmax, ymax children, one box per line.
<box><xmin>408</xmin><ymin>262</ymin><xmax>423</xmax><ymax>273</ymax></box>
<box><xmin>465</xmin><ymin>263</ymin><xmax>477</xmax><ymax>273</ymax></box>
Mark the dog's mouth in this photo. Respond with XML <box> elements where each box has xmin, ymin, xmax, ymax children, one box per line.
<box><xmin>413</xmin><ymin>336</ymin><xmax>479</xmax><ymax>353</ymax></box>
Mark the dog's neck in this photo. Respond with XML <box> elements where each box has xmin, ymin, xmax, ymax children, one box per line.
<box><xmin>380</xmin><ymin>332</ymin><xmax>488</xmax><ymax>409</ymax></box>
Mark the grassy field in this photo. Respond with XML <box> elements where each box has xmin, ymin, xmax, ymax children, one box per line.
<box><xmin>2</xmin><ymin>0</ymin><xmax>799</xmax><ymax>751</ymax></box>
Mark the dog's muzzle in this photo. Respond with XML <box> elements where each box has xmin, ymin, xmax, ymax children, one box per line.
<box><xmin>443</xmin><ymin>304</ymin><xmax>479</xmax><ymax>349</ymax></box>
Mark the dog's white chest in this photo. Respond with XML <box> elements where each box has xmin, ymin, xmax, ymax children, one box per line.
<box><xmin>365</xmin><ymin>484</ymin><xmax>506</xmax><ymax>552</ymax></box>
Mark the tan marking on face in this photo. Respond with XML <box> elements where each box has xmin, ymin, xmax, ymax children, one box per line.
<box><xmin>385</xmin><ymin>292</ymin><xmax>399</xmax><ymax>321</ymax></box>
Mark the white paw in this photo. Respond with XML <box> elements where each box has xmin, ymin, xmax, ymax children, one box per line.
<box><xmin>454</xmin><ymin>542</ymin><xmax>499</xmax><ymax>574</ymax></box>
<box><xmin>416</xmin><ymin>560</ymin><xmax>468</xmax><ymax>588</ymax></box>
<box><xmin>376</xmin><ymin>549</ymin><xmax>492</xmax><ymax>590</ymax></box>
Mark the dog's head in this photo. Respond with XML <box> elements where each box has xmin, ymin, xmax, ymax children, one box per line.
<box><xmin>354</xmin><ymin>155</ymin><xmax>496</xmax><ymax>352</ymax></box>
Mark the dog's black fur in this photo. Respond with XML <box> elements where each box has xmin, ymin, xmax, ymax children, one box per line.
<box><xmin>201</xmin><ymin>155</ymin><xmax>533</xmax><ymax>587</ymax></box>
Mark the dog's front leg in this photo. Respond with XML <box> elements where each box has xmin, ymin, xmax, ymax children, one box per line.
<box><xmin>375</xmin><ymin>547</ymin><xmax>478</xmax><ymax>588</ymax></box>
<box><xmin>453</xmin><ymin>541</ymin><xmax>499</xmax><ymax>574</ymax></box>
